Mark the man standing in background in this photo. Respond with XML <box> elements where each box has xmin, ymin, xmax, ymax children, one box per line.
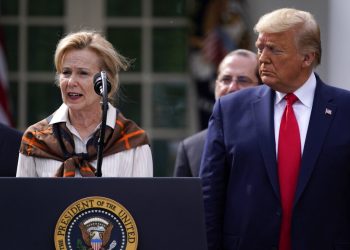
<box><xmin>174</xmin><ymin>49</ymin><xmax>260</xmax><ymax>177</ymax></box>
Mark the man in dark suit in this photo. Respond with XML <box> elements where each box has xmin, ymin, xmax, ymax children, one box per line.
<box><xmin>0</xmin><ymin>123</ymin><xmax>22</xmax><ymax>176</ymax></box>
<box><xmin>200</xmin><ymin>8</ymin><xmax>350</xmax><ymax>250</ymax></box>
<box><xmin>174</xmin><ymin>49</ymin><xmax>260</xmax><ymax>177</ymax></box>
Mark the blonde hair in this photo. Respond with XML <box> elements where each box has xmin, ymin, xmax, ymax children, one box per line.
<box><xmin>54</xmin><ymin>30</ymin><xmax>130</xmax><ymax>100</ymax></box>
<box><xmin>254</xmin><ymin>8</ymin><xmax>321</xmax><ymax>67</ymax></box>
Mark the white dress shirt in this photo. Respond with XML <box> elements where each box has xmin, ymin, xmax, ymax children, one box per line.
<box><xmin>274</xmin><ymin>73</ymin><xmax>316</xmax><ymax>155</ymax></box>
<box><xmin>16</xmin><ymin>103</ymin><xmax>153</xmax><ymax>177</ymax></box>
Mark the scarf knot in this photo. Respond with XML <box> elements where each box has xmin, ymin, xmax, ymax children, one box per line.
<box><xmin>56</xmin><ymin>153</ymin><xmax>96</xmax><ymax>177</ymax></box>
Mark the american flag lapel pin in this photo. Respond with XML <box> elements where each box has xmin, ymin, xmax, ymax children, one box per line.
<box><xmin>325</xmin><ymin>108</ymin><xmax>332</xmax><ymax>115</ymax></box>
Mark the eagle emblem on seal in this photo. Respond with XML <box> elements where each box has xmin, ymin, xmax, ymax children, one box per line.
<box><xmin>79</xmin><ymin>217</ymin><xmax>115</xmax><ymax>250</ymax></box>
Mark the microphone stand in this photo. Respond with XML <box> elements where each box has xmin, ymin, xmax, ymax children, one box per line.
<box><xmin>96</xmin><ymin>71</ymin><xmax>109</xmax><ymax>177</ymax></box>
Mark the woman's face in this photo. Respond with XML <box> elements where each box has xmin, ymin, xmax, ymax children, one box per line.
<box><xmin>59</xmin><ymin>48</ymin><xmax>101</xmax><ymax>114</ymax></box>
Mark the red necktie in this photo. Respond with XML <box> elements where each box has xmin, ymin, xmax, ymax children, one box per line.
<box><xmin>278</xmin><ymin>93</ymin><xmax>301</xmax><ymax>250</ymax></box>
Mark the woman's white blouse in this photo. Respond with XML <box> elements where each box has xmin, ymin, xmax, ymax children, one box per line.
<box><xmin>16</xmin><ymin>103</ymin><xmax>153</xmax><ymax>177</ymax></box>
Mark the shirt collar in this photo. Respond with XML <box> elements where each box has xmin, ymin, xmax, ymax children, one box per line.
<box><xmin>275</xmin><ymin>72</ymin><xmax>316</xmax><ymax>108</ymax></box>
<box><xmin>49</xmin><ymin>103</ymin><xmax>116</xmax><ymax>129</ymax></box>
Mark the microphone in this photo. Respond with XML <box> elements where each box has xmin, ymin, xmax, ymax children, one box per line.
<box><xmin>93</xmin><ymin>71</ymin><xmax>111</xmax><ymax>177</ymax></box>
<box><xmin>93</xmin><ymin>71</ymin><xmax>111</xmax><ymax>96</ymax></box>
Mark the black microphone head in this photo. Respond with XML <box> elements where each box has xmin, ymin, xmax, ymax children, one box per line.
<box><xmin>93</xmin><ymin>72</ymin><xmax>112</xmax><ymax>96</ymax></box>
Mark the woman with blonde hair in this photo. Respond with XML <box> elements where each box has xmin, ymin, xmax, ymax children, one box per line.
<box><xmin>16</xmin><ymin>30</ymin><xmax>153</xmax><ymax>177</ymax></box>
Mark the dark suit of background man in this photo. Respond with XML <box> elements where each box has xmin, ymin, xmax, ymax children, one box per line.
<box><xmin>173</xmin><ymin>49</ymin><xmax>260</xmax><ymax>177</ymax></box>
<box><xmin>200</xmin><ymin>8</ymin><xmax>350</xmax><ymax>250</ymax></box>
<box><xmin>0</xmin><ymin>123</ymin><xmax>22</xmax><ymax>176</ymax></box>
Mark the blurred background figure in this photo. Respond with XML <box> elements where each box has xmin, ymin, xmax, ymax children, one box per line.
<box><xmin>189</xmin><ymin>0</ymin><xmax>250</xmax><ymax>129</ymax></box>
<box><xmin>174</xmin><ymin>49</ymin><xmax>260</xmax><ymax>177</ymax></box>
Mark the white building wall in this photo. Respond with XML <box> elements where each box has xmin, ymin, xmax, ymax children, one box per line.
<box><xmin>328</xmin><ymin>0</ymin><xmax>350</xmax><ymax>89</ymax></box>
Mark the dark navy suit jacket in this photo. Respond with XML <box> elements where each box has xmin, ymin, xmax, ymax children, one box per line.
<box><xmin>174</xmin><ymin>129</ymin><xmax>207</xmax><ymax>177</ymax></box>
<box><xmin>200</xmin><ymin>75</ymin><xmax>350</xmax><ymax>250</ymax></box>
<box><xmin>0</xmin><ymin>123</ymin><xmax>22</xmax><ymax>176</ymax></box>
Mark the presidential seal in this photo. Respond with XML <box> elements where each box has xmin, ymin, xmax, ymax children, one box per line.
<box><xmin>54</xmin><ymin>196</ymin><xmax>138</xmax><ymax>250</ymax></box>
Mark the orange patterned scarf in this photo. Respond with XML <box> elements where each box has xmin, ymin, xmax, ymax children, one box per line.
<box><xmin>20</xmin><ymin>111</ymin><xmax>149</xmax><ymax>177</ymax></box>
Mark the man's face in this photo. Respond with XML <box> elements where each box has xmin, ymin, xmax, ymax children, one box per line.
<box><xmin>255</xmin><ymin>29</ymin><xmax>309</xmax><ymax>93</ymax></box>
<box><xmin>215</xmin><ymin>54</ymin><xmax>259</xmax><ymax>99</ymax></box>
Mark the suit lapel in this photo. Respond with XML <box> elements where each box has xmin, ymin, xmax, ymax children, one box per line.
<box><xmin>294</xmin><ymin>80</ymin><xmax>336</xmax><ymax>205</ymax></box>
<box><xmin>253</xmin><ymin>87</ymin><xmax>280</xmax><ymax>199</ymax></box>
<box><xmin>252</xmin><ymin>80</ymin><xmax>335</xmax><ymax>204</ymax></box>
